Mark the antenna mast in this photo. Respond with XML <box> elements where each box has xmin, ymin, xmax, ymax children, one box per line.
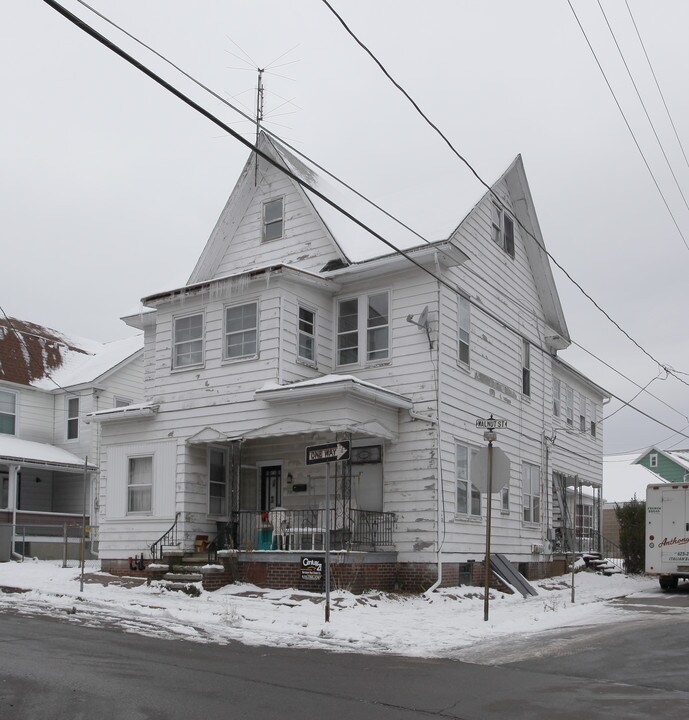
<box><xmin>254</xmin><ymin>68</ymin><xmax>264</xmax><ymax>185</ymax></box>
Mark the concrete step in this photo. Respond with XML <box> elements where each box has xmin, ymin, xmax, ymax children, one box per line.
<box><xmin>163</xmin><ymin>572</ymin><xmax>203</xmax><ymax>582</ymax></box>
<box><xmin>170</xmin><ymin>564</ymin><xmax>205</xmax><ymax>574</ymax></box>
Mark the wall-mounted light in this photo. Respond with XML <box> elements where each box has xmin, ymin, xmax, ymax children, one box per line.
<box><xmin>287</xmin><ymin>473</ymin><xmax>293</xmax><ymax>484</ymax></box>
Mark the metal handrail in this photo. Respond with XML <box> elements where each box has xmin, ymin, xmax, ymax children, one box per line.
<box><xmin>207</xmin><ymin>516</ymin><xmax>237</xmax><ymax>563</ymax></box>
<box><xmin>150</xmin><ymin>512</ymin><xmax>180</xmax><ymax>560</ymax></box>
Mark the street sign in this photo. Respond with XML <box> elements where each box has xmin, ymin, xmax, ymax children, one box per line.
<box><xmin>476</xmin><ymin>418</ymin><xmax>508</xmax><ymax>429</ymax></box>
<box><xmin>470</xmin><ymin>446</ymin><xmax>511</xmax><ymax>493</ymax></box>
<box><xmin>305</xmin><ymin>441</ymin><xmax>350</xmax><ymax>465</ymax></box>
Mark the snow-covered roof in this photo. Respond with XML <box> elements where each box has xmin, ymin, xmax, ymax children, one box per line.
<box><xmin>0</xmin><ymin>316</ymin><xmax>142</xmax><ymax>391</ymax></box>
<box><xmin>632</xmin><ymin>447</ymin><xmax>689</xmax><ymax>473</ymax></box>
<box><xmin>256</xmin><ymin>374</ymin><xmax>413</xmax><ymax>409</ymax></box>
<box><xmin>603</xmin><ymin>452</ymin><xmax>659</xmax><ymax>504</ymax></box>
<box><xmin>0</xmin><ymin>435</ymin><xmax>96</xmax><ymax>471</ymax></box>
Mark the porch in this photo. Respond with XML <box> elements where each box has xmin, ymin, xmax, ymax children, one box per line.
<box><xmin>210</xmin><ymin>507</ymin><xmax>395</xmax><ymax>556</ymax></box>
<box><xmin>0</xmin><ymin>436</ymin><xmax>96</xmax><ymax>560</ymax></box>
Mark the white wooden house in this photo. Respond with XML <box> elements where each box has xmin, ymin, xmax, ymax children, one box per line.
<box><xmin>90</xmin><ymin>135</ymin><xmax>607</xmax><ymax>590</ymax></box>
<box><xmin>0</xmin><ymin>317</ymin><xmax>143</xmax><ymax>558</ymax></box>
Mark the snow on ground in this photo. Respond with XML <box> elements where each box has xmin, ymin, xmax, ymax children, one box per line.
<box><xmin>0</xmin><ymin>561</ymin><xmax>658</xmax><ymax>658</ymax></box>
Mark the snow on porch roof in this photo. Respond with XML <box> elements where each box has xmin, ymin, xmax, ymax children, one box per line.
<box><xmin>254</xmin><ymin>375</ymin><xmax>413</xmax><ymax>410</ymax></box>
<box><xmin>0</xmin><ymin>436</ymin><xmax>97</xmax><ymax>472</ymax></box>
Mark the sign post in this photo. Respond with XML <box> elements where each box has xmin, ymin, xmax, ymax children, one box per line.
<box><xmin>475</xmin><ymin>416</ymin><xmax>508</xmax><ymax>622</ymax></box>
<box><xmin>305</xmin><ymin>440</ymin><xmax>350</xmax><ymax>623</ymax></box>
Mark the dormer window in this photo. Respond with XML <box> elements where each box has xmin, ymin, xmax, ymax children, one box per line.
<box><xmin>263</xmin><ymin>197</ymin><xmax>284</xmax><ymax>242</ymax></box>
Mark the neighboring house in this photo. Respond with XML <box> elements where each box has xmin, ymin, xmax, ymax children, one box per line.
<box><xmin>90</xmin><ymin>134</ymin><xmax>607</xmax><ymax>590</ymax></box>
<box><xmin>633</xmin><ymin>447</ymin><xmax>689</xmax><ymax>483</ymax></box>
<box><xmin>0</xmin><ymin>317</ymin><xmax>143</xmax><ymax>557</ymax></box>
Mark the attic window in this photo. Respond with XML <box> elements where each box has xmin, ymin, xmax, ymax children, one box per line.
<box><xmin>650</xmin><ymin>453</ymin><xmax>658</xmax><ymax>468</ymax></box>
<box><xmin>263</xmin><ymin>197</ymin><xmax>283</xmax><ymax>242</ymax></box>
<box><xmin>491</xmin><ymin>201</ymin><xmax>515</xmax><ymax>258</ymax></box>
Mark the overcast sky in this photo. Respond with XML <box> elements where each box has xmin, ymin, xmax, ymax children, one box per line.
<box><xmin>3</xmin><ymin>1</ymin><xmax>689</xmax><ymax>454</ymax></box>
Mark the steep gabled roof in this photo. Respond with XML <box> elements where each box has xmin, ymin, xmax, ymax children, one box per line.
<box><xmin>0</xmin><ymin>316</ymin><xmax>142</xmax><ymax>391</ymax></box>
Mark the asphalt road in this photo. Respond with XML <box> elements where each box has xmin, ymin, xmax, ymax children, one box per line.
<box><xmin>1</xmin><ymin>587</ymin><xmax>689</xmax><ymax>720</ymax></box>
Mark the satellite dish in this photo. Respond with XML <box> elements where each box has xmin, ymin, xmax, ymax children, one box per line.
<box><xmin>418</xmin><ymin>306</ymin><xmax>429</xmax><ymax>329</ymax></box>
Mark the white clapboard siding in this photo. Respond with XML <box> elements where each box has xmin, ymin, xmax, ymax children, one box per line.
<box><xmin>9</xmin><ymin>385</ymin><xmax>54</xmax><ymax>444</ymax></box>
<box><xmin>104</xmin><ymin>439</ymin><xmax>176</xmax><ymax>520</ymax></box>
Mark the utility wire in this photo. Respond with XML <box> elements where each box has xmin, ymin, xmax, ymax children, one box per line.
<box><xmin>321</xmin><ymin>0</ymin><xmax>689</xmax><ymax>390</ymax></box>
<box><xmin>567</xmin><ymin>0</ymin><xmax>689</xmax><ymax>252</ymax></box>
<box><xmin>75</xmin><ymin>0</ymin><xmax>689</xmax><ymax>396</ymax></box>
<box><xmin>43</xmin><ymin>0</ymin><xmax>689</xmax><ymax>442</ymax></box>
<box><xmin>625</xmin><ymin>0</ymin><xmax>689</xmax><ymax>173</ymax></box>
<box><xmin>596</xmin><ymin>0</ymin><xmax>689</xmax><ymax>216</ymax></box>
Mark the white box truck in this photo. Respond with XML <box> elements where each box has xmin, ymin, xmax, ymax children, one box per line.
<box><xmin>646</xmin><ymin>483</ymin><xmax>689</xmax><ymax>590</ymax></box>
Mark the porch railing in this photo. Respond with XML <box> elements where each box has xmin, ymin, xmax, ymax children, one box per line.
<box><xmin>150</xmin><ymin>512</ymin><xmax>180</xmax><ymax>560</ymax></box>
<box><xmin>208</xmin><ymin>508</ymin><xmax>395</xmax><ymax>561</ymax></box>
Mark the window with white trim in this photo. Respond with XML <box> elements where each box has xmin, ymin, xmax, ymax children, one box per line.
<box><xmin>128</xmin><ymin>456</ymin><xmax>152</xmax><ymax>513</ymax></box>
<box><xmin>336</xmin><ymin>292</ymin><xmax>390</xmax><ymax>366</ymax></box>
<box><xmin>0</xmin><ymin>390</ymin><xmax>17</xmax><ymax>435</ymax></box>
<box><xmin>66</xmin><ymin>397</ymin><xmax>79</xmax><ymax>440</ymax></box>
<box><xmin>263</xmin><ymin>197</ymin><xmax>284</xmax><ymax>242</ymax></box>
<box><xmin>298</xmin><ymin>306</ymin><xmax>316</xmax><ymax>363</ymax></box>
<box><xmin>579</xmin><ymin>393</ymin><xmax>587</xmax><ymax>432</ymax></box>
<box><xmin>173</xmin><ymin>313</ymin><xmax>204</xmax><ymax>369</ymax></box>
<box><xmin>522</xmin><ymin>339</ymin><xmax>531</xmax><ymax>396</ymax></box>
<box><xmin>458</xmin><ymin>296</ymin><xmax>470</xmax><ymax>366</ymax></box>
<box><xmin>501</xmin><ymin>484</ymin><xmax>510</xmax><ymax>513</ymax></box>
<box><xmin>564</xmin><ymin>384</ymin><xmax>574</xmax><ymax>426</ymax></box>
<box><xmin>553</xmin><ymin>377</ymin><xmax>561</xmax><ymax>417</ymax></box>
<box><xmin>590</xmin><ymin>401</ymin><xmax>598</xmax><ymax>437</ymax></box>
<box><xmin>456</xmin><ymin>443</ymin><xmax>481</xmax><ymax>516</ymax></box>
<box><xmin>650</xmin><ymin>453</ymin><xmax>658</xmax><ymax>468</ymax></box>
<box><xmin>225</xmin><ymin>302</ymin><xmax>258</xmax><ymax>360</ymax></box>
<box><xmin>114</xmin><ymin>397</ymin><xmax>132</xmax><ymax>408</ymax></box>
<box><xmin>491</xmin><ymin>202</ymin><xmax>515</xmax><ymax>257</ymax></box>
<box><xmin>209</xmin><ymin>447</ymin><xmax>228</xmax><ymax>515</ymax></box>
<box><xmin>522</xmin><ymin>462</ymin><xmax>540</xmax><ymax>524</ymax></box>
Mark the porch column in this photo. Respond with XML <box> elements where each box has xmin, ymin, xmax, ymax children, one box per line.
<box><xmin>8</xmin><ymin>464</ymin><xmax>19</xmax><ymax>531</ymax></box>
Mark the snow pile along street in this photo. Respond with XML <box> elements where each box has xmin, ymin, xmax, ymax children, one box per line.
<box><xmin>0</xmin><ymin>561</ymin><xmax>658</xmax><ymax>658</ymax></box>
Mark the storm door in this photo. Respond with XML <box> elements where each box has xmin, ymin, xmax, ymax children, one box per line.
<box><xmin>260</xmin><ymin>466</ymin><xmax>282</xmax><ymax>511</ymax></box>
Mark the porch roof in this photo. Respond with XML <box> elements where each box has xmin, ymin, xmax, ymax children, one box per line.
<box><xmin>0</xmin><ymin>436</ymin><xmax>97</xmax><ymax>472</ymax></box>
<box><xmin>254</xmin><ymin>375</ymin><xmax>413</xmax><ymax>409</ymax></box>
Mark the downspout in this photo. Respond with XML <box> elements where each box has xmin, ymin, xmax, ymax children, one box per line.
<box><xmin>277</xmin><ymin>293</ymin><xmax>283</xmax><ymax>386</ymax></box>
<box><xmin>426</xmin><ymin>259</ymin><xmax>444</xmax><ymax>595</ymax></box>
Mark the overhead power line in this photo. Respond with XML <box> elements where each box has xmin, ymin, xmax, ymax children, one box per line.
<box><xmin>624</xmin><ymin>0</ymin><xmax>689</xmax><ymax>174</ymax></box>
<box><xmin>319</xmin><ymin>0</ymin><xmax>689</xmax><ymax>390</ymax></box>
<box><xmin>73</xmin><ymin>0</ymin><xmax>689</xmax><ymax>425</ymax></box>
<box><xmin>596</xmin><ymin>0</ymin><xmax>689</xmax><ymax>217</ymax></box>
<box><xmin>567</xmin><ymin>0</ymin><xmax>689</xmax><ymax>253</ymax></box>
<box><xmin>42</xmin><ymin>1</ymin><xmax>689</xmax><ymax>442</ymax></box>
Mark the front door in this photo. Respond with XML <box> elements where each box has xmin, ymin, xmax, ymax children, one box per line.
<box><xmin>260</xmin><ymin>465</ymin><xmax>281</xmax><ymax>511</ymax></box>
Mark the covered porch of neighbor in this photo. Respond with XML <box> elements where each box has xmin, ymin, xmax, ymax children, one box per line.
<box><xmin>0</xmin><ymin>436</ymin><xmax>97</xmax><ymax>560</ymax></box>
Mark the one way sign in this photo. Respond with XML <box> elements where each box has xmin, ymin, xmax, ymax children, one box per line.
<box><xmin>305</xmin><ymin>441</ymin><xmax>351</xmax><ymax>465</ymax></box>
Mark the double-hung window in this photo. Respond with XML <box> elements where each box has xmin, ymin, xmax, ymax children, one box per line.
<box><xmin>590</xmin><ymin>401</ymin><xmax>598</xmax><ymax>437</ymax></box>
<box><xmin>0</xmin><ymin>390</ymin><xmax>17</xmax><ymax>435</ymax></box>
<box><xmin>553</xmin><ymin>377</ymin><xmax>561</xmax><ymax>417</ymax></box>
<box><xmin>456</xmin><ymin>443</ymin><xmax>481</xmax><ymax>516</ymax></box>
<box><xmin>337</xmin><ymin>292</ymin><xmax>390</xmax><ymax>366</ymax></box>
<box><xmin>298</xmin><ymin>306</ymin><xmax>316</xmax><ymax>363</ymax></box>
<box><xmin>564</xmin><ymin>385</ymin><xmax>574</xmax><ymax>426</ymax></box>
<box><xmin>458</xmin><ymin>296</ymin><xmax>470</xmax><ymax>366</ymax></box>
<box><xmin>225</xmin><ymin>302</ymin><xmax>258</xmax><ymax>360</ymax></box>
<box><xmin>66</xmin><ymin>397</ymin><xmax>79</xmax><ymax>440</ymax></box>
<box><xmin>209</xmin><ymin>447</ymin><xmax>228</xmax><ymax>515</ymax></box>
<box><xmin>491</xmin><ymin>202</ymin><xmax>515</xmax><ymax>257</ymax></box>
<box><xmin>173</xmin><ymin>313</ymin><xmax>204</xmax><ymax>369</ymax></box>
<box><xmin>579</xmin><ymin>393</ymin><xmax>587</xmax><ymax>432</ymax></box>
<box><xmin>263</xmin><ymin>197</ymin><xmax>284</xmax><ymax>242</ymax></box>
<box><xmin>522</xmin><ymin>462</ymin><xmax>540</xmax><ymax>524</ymax></box>
<box><xmin>128</xmin><ymin>456</ymin><xmax>152</xmax><ymax>513</ymax></box>
<box><xmin>522</xmin><ymin>339</ymin><xmax>531</xmax><ymax>396</ymax></box>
